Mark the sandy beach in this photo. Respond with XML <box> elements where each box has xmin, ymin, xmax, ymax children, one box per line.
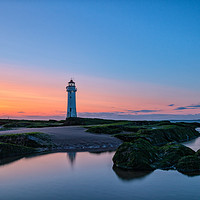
<box><xmin>0</xmin><ymin>126</ymin><xmax>122</xmax><ymax>152</ymax></box>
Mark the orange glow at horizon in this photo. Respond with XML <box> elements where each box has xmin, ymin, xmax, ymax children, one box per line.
<box><xmin>1</xmin><ymin>64</ymin><xmax>200</xmax><ymax>119</ymax></box>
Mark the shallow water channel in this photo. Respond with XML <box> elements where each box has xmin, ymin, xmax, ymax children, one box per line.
<box><xmin>0</xmin><ymin>134</ymin><xmax>200</xmax><ymax>200</ymax></box>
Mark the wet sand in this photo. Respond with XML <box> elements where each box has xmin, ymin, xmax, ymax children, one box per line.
<box><xmin>0</xmin><ymin>126</ymin><xmax>122</xmax><ymax>152</ymax></box>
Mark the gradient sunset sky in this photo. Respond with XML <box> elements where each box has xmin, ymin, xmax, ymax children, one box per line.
<box><xmin>0</xmin><ymin>0</ymin><xmax>200</xmax><ymax>120</ymax></box>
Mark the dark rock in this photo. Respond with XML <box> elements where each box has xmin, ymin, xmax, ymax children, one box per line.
<box><xmin>0</xmin><ymin>156</ymin><xmax>23</xmax><ymax>166</ymax></box>
<box><xmin>0</xmin><ymin>132</ymin><xmax>53</xmax><ymax>148</ymax></box>
<box><xmin>138</xmin><ymin>125</ymin><xmax>200</xmax><ymax>146</ymax></box>
<box><xmin>0</xmin><ymin>142</ymin><xmax>36</xmax><ymax>158</ymax></box>
<box><xmin>113</xmin><ymin>139</ymin><xmax>198</xmax><ymax>173</ymax></box>
<box><xmin>156</xmin><ymin>143</ymin><xmax>195</xmax><ymax>169</ymax></box>
<box><xmin>115</xmin><ymin>125</ymin><xmax>200</xmax><ymax>146</ymax></box>
<box><xmin>176</xmin><ymin>155</ymin><xmax>200</xmax><ymax>174</ymax></box>
<box><xmin>64</xmin><ymin>117</ymin><xmax>116</xmax><ymax>126</ymax></box>
<box><xmin>112</xmin><ymin>139</ymin><xmax>158</xmax><ymax>170</ymax></box>
<box><xmin>196</xmin><ymin>149</ymin><xmax>200</xmax><ymax>156</ymax></box>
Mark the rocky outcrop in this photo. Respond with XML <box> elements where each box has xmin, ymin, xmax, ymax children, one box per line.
<box><xmin>176</xmin><ymin>155</ymin><xmax>200</xmax><ymax>175</ymax></box>
<box><xmin>0</xmin><ymin>142</ymin><xmax>36</xmax><ymax>158</ymax></box>
<box><xmin>156</xmin><ymin>143</ymin><xmax>195</xmax><ymax>169</ymax></box>
<box><xmin>0</xmin><ymin>132</ymin><xmax>54</xmax><ymax>159</ymax></box>
<box><xmin>113</xmin><ymin>139</ymin><xmax>158</xmax><ymax>170</ymax></box>
<box><xmin>115</xmin><ymin>125</ymin><xmax>200</xmax><ymax>146</ymax></box>
<box><xmin>0</xmin><ymin>132</ymin><xmax>53</xmax><ymax>148</ymax></box>
<box><xmin>113</xmin><ymin>139</ymin><xmax>200</xmax><ymax>174</ymax></box>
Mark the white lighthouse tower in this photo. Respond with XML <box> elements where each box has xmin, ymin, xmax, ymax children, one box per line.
<box><xmin>66</xmin><ymin>79</ymin><xmax>77</xmax><ymax>118</ymax></box>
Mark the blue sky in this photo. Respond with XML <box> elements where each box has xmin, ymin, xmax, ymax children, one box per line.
<box><xmin>0</xmin><ymin>0</ymin><xmax>200</xmax><ymax>119</ymax></box>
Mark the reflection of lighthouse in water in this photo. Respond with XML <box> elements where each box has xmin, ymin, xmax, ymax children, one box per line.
<box><xmin>67</xmin><ymin>152</ymin><xmax>76</xmax><ymax>166</ymax></box>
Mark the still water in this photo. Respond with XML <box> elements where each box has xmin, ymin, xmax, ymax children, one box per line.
<box><xmin>0</xmin><ymin>147</ymin><xmax>200</xmax><ymax>200</ymax></box>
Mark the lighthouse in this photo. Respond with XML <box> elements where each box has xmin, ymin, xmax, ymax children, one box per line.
<box><xmin>66</xmin><ymin>79</ymin><xmax>77</xmax><ymax>118</ymax></box>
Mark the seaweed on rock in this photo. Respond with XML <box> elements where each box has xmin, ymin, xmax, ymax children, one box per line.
<box><xmin>0</xmin><ymin>132</ymin><xmax>53</xmax><ymax>148</ymax></box>
<box><xmin>176</xmin><ymin>155</ymin><xmax>200</xmax><ymax>175</ymax></box>
<box><xmin>113</xmin><ymin>139</ymin><xmax>158</xmax><ymax>171</ymax></box>
<box><xmin>0</xmin><ymin>132</ymin><xmax>55</xmax><ymax>159</ymax></box>
<box><xmin>113</xmin><ymin>139</ymin><xmax>200</xmax><ymax>174</ymax></box>
<box><xmin>156</xmin><ymin>143</ymin><xmax>195</xmax><ymax>169</ymax></box>
<box><xmin>115</xmin><ymin>125</ymin><xmax>200</xmax><ymax>146</ymax></box>
<box><xmin>0</xmin><ymin>142</ymin><xmax>36</xmax><ymax>158</ymax></box>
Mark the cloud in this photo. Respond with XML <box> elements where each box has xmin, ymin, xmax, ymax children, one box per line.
<box><xmin>78</xmin><ymin>110</ymin><xmax>162</xmax><ymax>119</ymax></box>
<box><xmin>175</xmin><ymin>104</ymin><xmax>200</xmax><ymax>110</ymax></box>
<box><xmin>175</xmin><ymin>107</ymin><xmax>188</xmax><ymax>110</ymax></box>
<box><xmin>136</xmin><ymin>110</ymin><xmax>160</xmax><ymax>113</ymax></box>
<box><xmin>188</xmin><ymin>104</ymin><xmax>200</xmax><ymax>108</ymax></box>
<box><xmin>168</xmin><ymin>104</ymin><xmax>175</xmax><ymax>107</ymax></box>
<box><xmin>126</xmin><ymin>109</ymin><xmax>161</xmax><ymax>114</ymax></box>
<box><xmin>18</xmin><ymin>111</ymin><xmax>25</xmax><ymax>113</ymax></box>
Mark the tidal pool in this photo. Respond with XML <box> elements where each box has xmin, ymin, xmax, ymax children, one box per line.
<box><xmin>0</xmin><ymin>147</ymin><xmax>200</xmax><ymax>200</ymax></box>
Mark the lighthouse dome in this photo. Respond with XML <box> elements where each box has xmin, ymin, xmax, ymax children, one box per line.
<box><xmin>68</xmin><ymin>79</ymin><xmax>75</xmax><ymax>86</ymax></box>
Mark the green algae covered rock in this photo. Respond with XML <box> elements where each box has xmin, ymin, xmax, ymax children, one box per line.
<box><xmin>113</xmin><ymin>140</ymin><xmax>197</xmax><ymax>172</ymax></box>
<box><xmin>0</xmin><ymin>132</ymin><xmax>53</xmax><ymax>148</ymax></box>
<box><xmin>112</xmin><ymin>139</ymin><xmax>158</xmax><ymax>170</ymax></box>
<box><xmin>176</xmin><ymin>155</ymin><xmax>200</xmax><ymax>174</ymax></box>
<box><xmin>115</xmin><ymin>125</ymin><xmax>200</xmax><ymax>146</ymax></box>
<box><xmin>196</xmin><ymin>149</ymin><xmax>200</xmax><ymax>156</ymax></box>
<box><xmin>138</xmin><ymin>125</ymin><xmax>200</xmax><ymax>146</ymax></box>
<box><xmin>0</xmin><ymin>142</ymin><xmax>36</xmax><ymax>158</ymax></box>
<box><xmin>157</xmin><ymin>143</ymin><xmax>195</xmax><ymax>169</ymax></box>
<box><xmin>0</xmin><ymin>132</ymin><xmax>54</xmax><ymax>159</ymax></box>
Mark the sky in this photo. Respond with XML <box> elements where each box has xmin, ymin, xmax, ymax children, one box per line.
<box><xmin>0</xmin><ymin>0</ymin><xmax>200</xmax><ymax>120</ymax></box>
